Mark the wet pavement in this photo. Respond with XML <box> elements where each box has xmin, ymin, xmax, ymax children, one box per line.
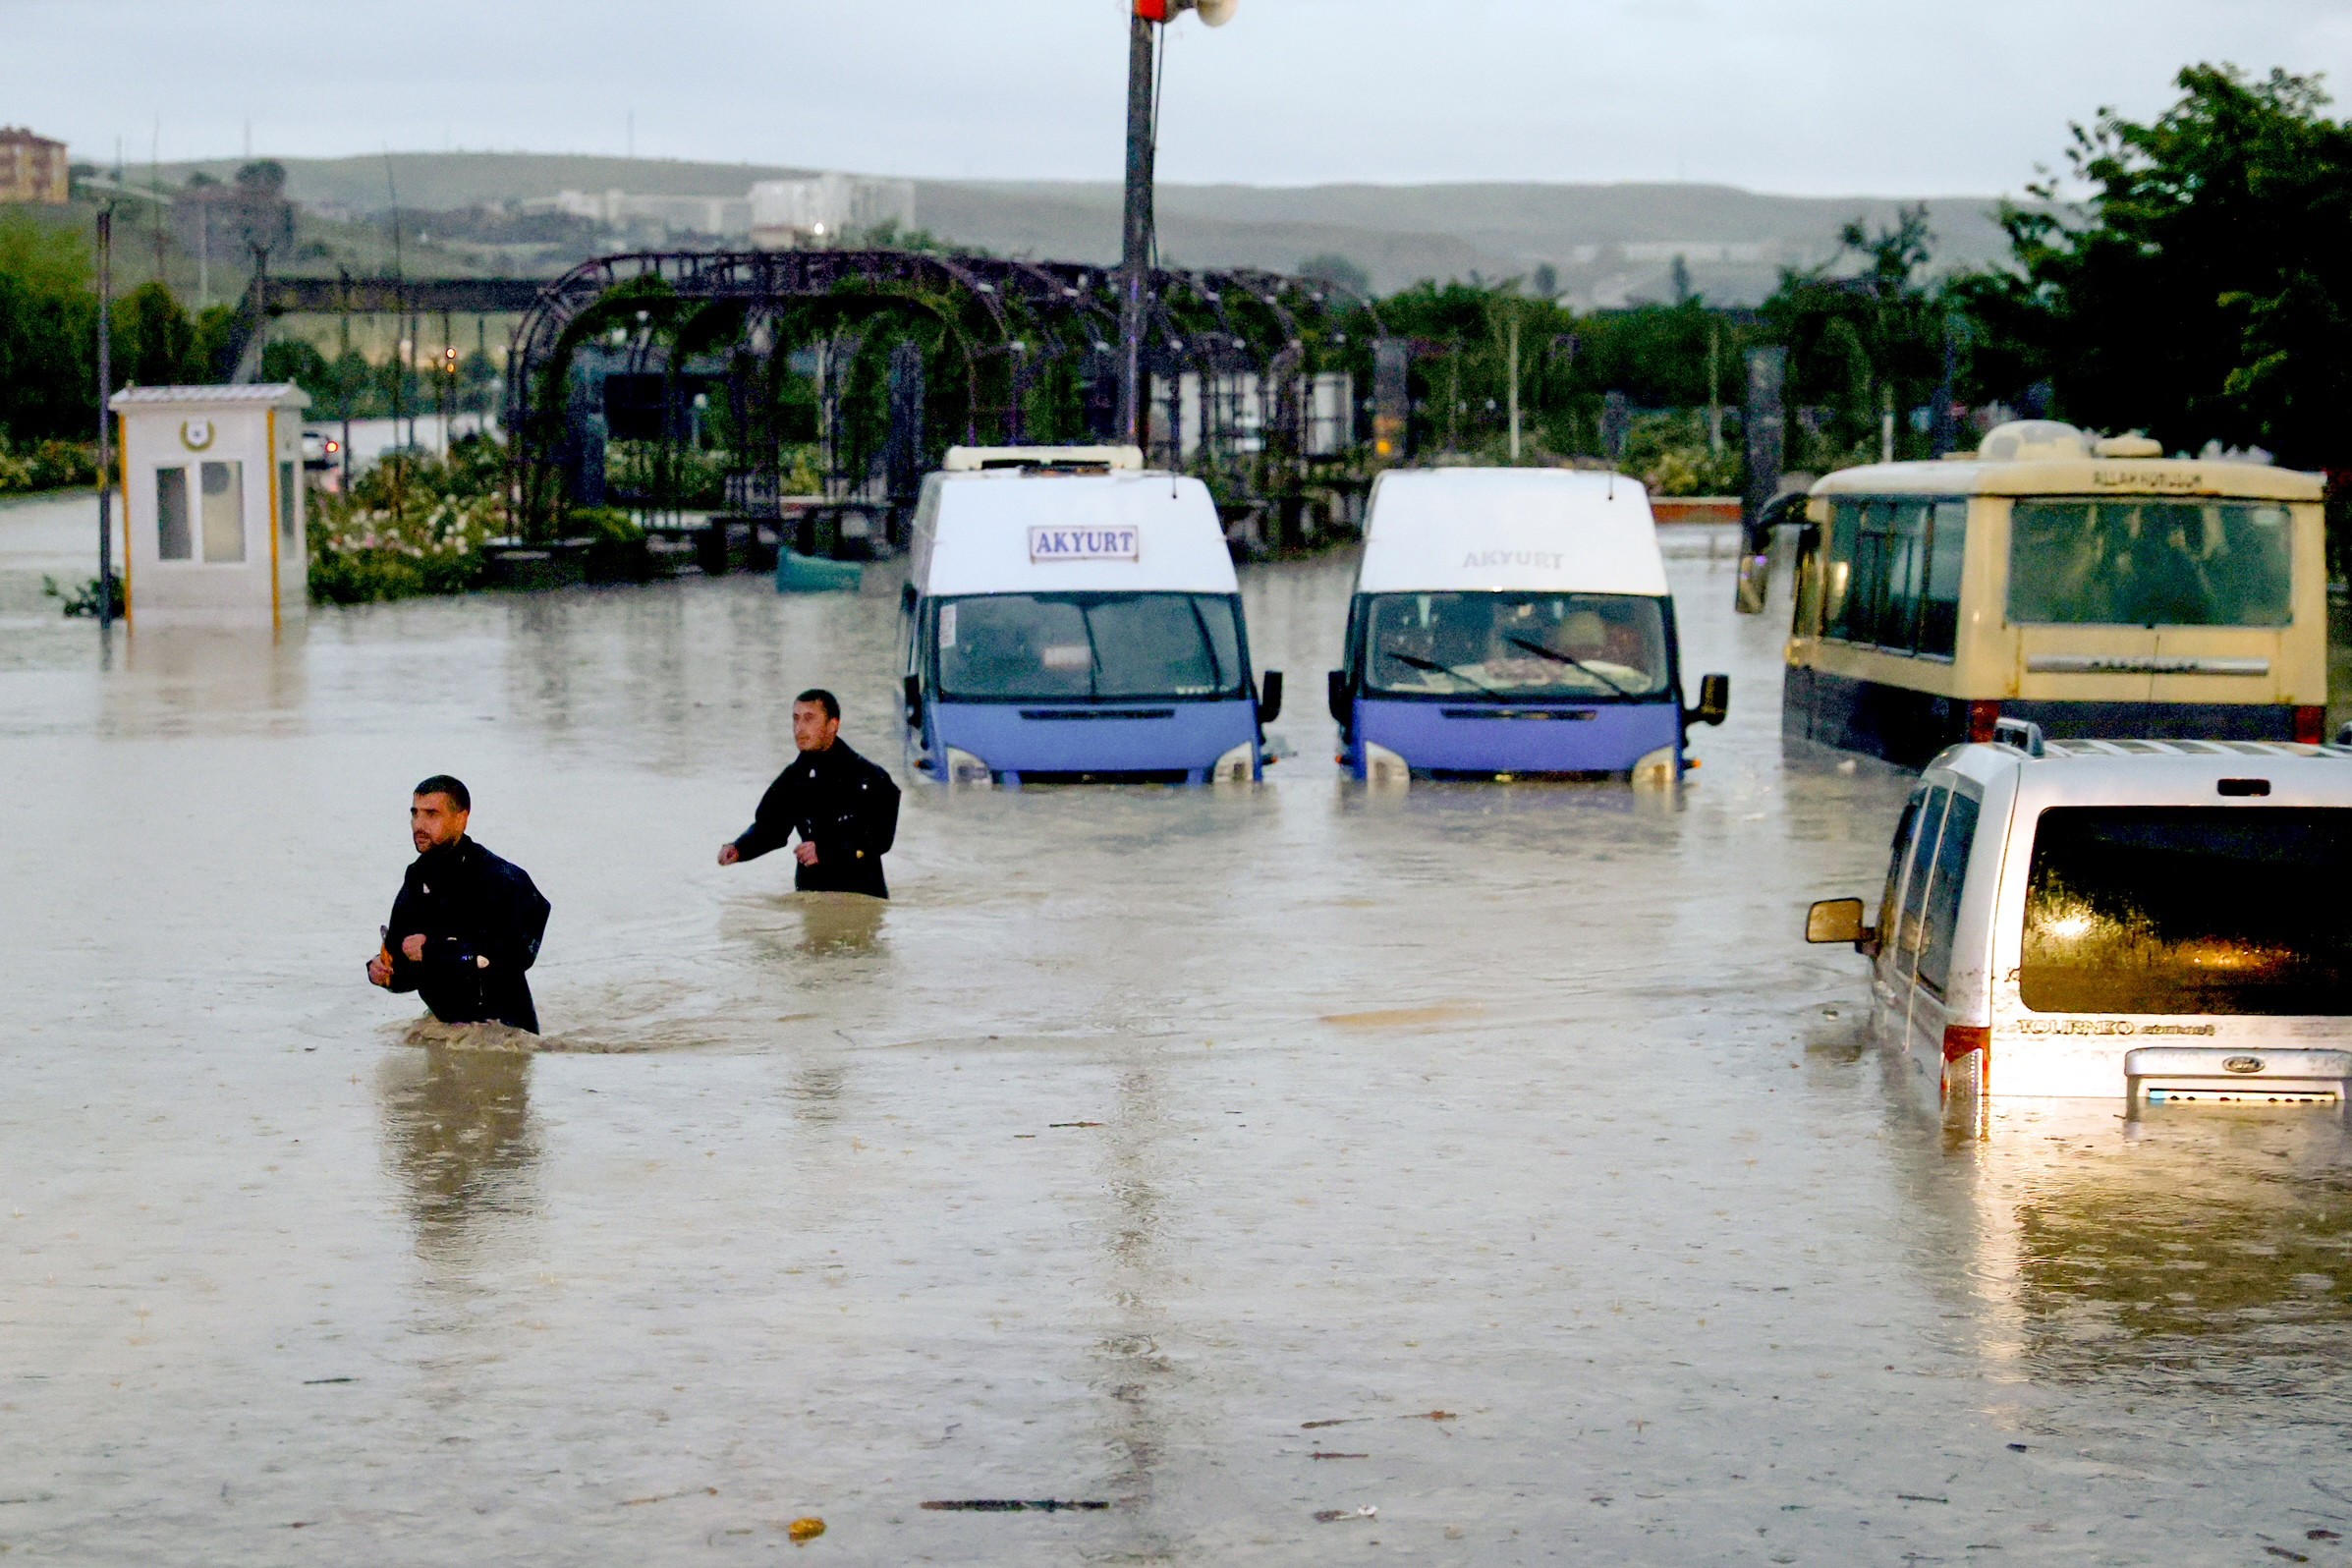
<box><xmin>3</xmin><ymin>510</ymin><xmax>2350</xmax><ymax>1563</ymax></box>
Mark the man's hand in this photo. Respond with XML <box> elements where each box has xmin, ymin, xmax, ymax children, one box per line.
<box><xmin>794</xmin><ymin>841</ymin><xmax>820</xmax><ymax>867</ymax></box>
<box><xmin>401</xmin><ymin>932</ymin><xmax>428</xmax><ymax>963</ymax></box>
<box><xmin>717</xmin><ymin>842</ymin><xmax>741</xmax><ymax>867</ymax></box>
<box><xmin>366</xmin><ymin>951</ymin><xmax>394</xmax><ymax>988</ymax></box>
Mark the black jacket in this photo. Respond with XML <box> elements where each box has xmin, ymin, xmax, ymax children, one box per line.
<box><xmin>733</xmin><ymin>739</ymin><xmax>901</xmax><ymax>898</ymax></box>
<box><xmin>385</xmin><ymin>836</ymin><xmax>552</xmax><ymax>1033</ymax></box>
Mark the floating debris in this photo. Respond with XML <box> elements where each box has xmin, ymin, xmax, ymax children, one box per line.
<box><xmin>620</xmin><ymin>1486</ymin><xmax>718</xmax><ymax>1507</ymax></box>
<box><xmin>787</xmin><ymin>1516</ymin><xmax>825</xmax><ymax>1541</ymax></box>
<box><xmin>1314</xmin><ymin>1506</ymin><xmax>1378</xmax><ymax>1523</ymax></box>
<box><xmin>1047</xmin><ymin>1122</ymin><xmax>1105</xmax><ymax>1129</ymax></box>
<box><xmin>921</xmin><ymin>1499</ymin><xmax>1108</xmax><ymax>1513</ymax></box>
<box><xmin>302</xmin><ymin>1376</ymin><xmax>355</xmax><ymax>1385</ymax></box>
<box><xmin>1311</xmin><ymin>1453</ymin><xmax>1369</xmax><ymax>1460</ymax></box>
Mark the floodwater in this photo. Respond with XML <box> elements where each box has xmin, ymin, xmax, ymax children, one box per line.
<box><xmin>4</xmin><ymin>508</ymin><xmax>2350</xmax><ymax>1565</ymax></box>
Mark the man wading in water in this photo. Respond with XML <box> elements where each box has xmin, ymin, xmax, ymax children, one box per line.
<box><xmin>718</xmin><ymin>689</ymin><xmax>901</xmax><ymax>899</ymax></box>
<box><xmin>367</xmin><ymin>775</ymin><xmax>552</xmax><ymax>1034</ymax></box>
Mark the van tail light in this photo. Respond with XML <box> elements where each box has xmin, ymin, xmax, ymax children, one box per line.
<box><xmin>1966</xmin><ymin>700</ymin><xmax>2002</xmax><ymax>744</ymax></box>
<box><xmin>1942</xmin><ymin>1024</ymin><xmax>1990</xmax><ymax>1062</ymax></box>
<box><xmin>2294</xmin><ymin>704</ymin><xmax>2325</xmax><ymax>745</ymax></box>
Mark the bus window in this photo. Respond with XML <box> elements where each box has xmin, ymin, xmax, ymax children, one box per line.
<box><xmin>2008</xmin><ymin>498</ymin><xmax>2293</xmax><ymax>628</ymax></box>
<box><xmin>1824</xmin><ymin>499</ymin><xmax>1934</xmax><ymax>652</ymax></box>
<box><xmin>1916</xmin><ymin>501</ymin><xmax>1968</xmax><ymax>657</ymax></box>
<box><xmin>1915</xmin><ymin>791</ymin><xmax>1981</xmax><ymax>996</ymax></box>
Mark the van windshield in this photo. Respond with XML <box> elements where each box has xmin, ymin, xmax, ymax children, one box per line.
<box><xmin>2008</xmin><ymin>497</ymin><xmax>2294</xmax><ymax>627</ymax></box>
<box><xmin>1360</xmin><ymin>591</ymin><xmax>1670</xmax><ymax>700</ymax></box>
<box><xmin>2021</xmin><ymin>807</ymin><xmax>2352</xmax><ymax>1015</ymax></box>
<box><xmin>933</xmin><ymin>591</ymin><xmax>1246</xmax><ymax>702</ymax></box>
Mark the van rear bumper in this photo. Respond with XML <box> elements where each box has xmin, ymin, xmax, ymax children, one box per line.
<box><xmin>2125</xmin><ymin>1045</ymin><xmax>2352</xmax><ymax>1104</ymax></box>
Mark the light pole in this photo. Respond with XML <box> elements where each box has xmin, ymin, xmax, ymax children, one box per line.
<box><xmin>1115</xmin><ymin>0</ymin><xmax>1236</xmax><ymax>450</ymax></box>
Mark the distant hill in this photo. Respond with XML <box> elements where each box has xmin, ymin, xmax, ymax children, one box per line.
<box><xmin>153</xmin><ymin>152</ymin><xmax>2020</xmax><ymax>305</ymax></box>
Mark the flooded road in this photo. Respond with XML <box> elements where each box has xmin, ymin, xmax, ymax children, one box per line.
<box><xmin>4</xmin><ymin>532</ymin><xmax>2350</xmax><ymax>1564</ymax></box>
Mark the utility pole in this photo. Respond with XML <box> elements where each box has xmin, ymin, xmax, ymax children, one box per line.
<box><xmin>1114</xmin><ymin>6</ymin><xmax>1158</xmax><ymax>448</ymax></box>
<box><xmin>96</xmin><ymin>208</ymin><xmax>116</xmax><ymax>630</ymax></box>
<box><xmin>1114</xmin><ymin>0</ymin><xmax>1236</xmax><ymax>449</ymax></box>
<box><xmin>1707</xmin><ymin>322</ymin><xmax>1723</xmax><ymax>455</ymax></box>
<box><xmin>1506</xmin><ymin>314</ymin><xmax>1522</xmax><ymax>463</ymax></box>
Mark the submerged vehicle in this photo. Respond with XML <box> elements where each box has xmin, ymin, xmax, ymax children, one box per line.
<box><xmin>1326</xmin><ymin>468</ymin><xmax>1727</xmax><ymax>783</ymax></box>
<box><xmin>1807</xmin><ymin>725</ymin><xmax>2352</xmax><ymax>1113</ymax></box>
<box><xmin>1758</xmin><ymin>420</ymin><xmax>2327</xmax><ymax>767</ymax></box>
<box><xmin>899</xmin><ymin>446</ymin><xmax>1281</xmax><ymax>786</ymax></box>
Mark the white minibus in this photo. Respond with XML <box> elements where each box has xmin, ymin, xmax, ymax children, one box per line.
<box><xmin>899</xmin><ymin>446</ymin><xmax>1281</xmax><ymax>786</ymax></box>
<box><xmin>1326</xmin><ymin>468</ymin><xmax>1727</xmax><ymax>782</ymax></box>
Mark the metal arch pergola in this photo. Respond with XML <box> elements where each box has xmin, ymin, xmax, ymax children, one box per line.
<box><xmin>501</xmin><ymin>247</ymin><xmax>1384</xmax><ymax>541</ymax></box>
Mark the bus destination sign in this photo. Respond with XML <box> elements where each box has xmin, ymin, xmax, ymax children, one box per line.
<box><xmin>1030</xmin><ymin>526</ymin><xmax>1141</xmax><ymax>563</ymax></box>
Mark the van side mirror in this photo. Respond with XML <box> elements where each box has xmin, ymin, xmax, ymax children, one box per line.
<box><xmin>903</xmin><ymin>673</ymin><xmax>924</xmax><ymax>728</ymax></box>
<box><xmin>1688</xmin><ymin>673</ymin><xmax>1730</xmax><ymax>727</ymax></box>
<box><xmin>1806</xmin><ymin>897</ymin><xmax>1876</xmax><ymax>953</ymax></box>
<box><xmin>1258</xmin><ymin>670</ymin><xmax>1283</xmax><ymax>724</ymax></box>
<box><xmin>1327</xmin><ymin>669</ymin><xmax>1351</xmax><ymax>725</ymax></box>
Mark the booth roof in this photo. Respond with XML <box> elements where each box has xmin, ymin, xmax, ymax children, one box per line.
<box><xmin>109</xmin><ymin>384</ymin><xmax>311</xmax><ymax>410</ymax></box>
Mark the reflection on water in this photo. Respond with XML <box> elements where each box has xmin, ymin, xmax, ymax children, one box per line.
<box><xmin>2001</xmin><ymin>1112</ymin><xmax>2352</xmax><ymax>1381</ymax></box>
<box><xmin>793</xmin><ymin>891</ymin><xmax>887</xmax><ymax>956</ymax></box>
<box><xmin>378</xmin><ymin>1044</ymin><xmax>538</xmax><ymax>1263</ymax></box>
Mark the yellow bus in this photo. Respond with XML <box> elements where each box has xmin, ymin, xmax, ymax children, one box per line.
<box><xmin>1762</xmin><ymin>420</ymin><xmax>2327</xmax><ymax>767</ymax></box>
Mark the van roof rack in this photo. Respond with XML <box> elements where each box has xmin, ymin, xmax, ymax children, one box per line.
<box><xmin>943</xmin><ymin>444</ymin><xmax>1144</xmax><ymax>475</ymax></box>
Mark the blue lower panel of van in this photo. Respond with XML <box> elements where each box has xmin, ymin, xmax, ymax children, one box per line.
<box><xmin>1352</xmin><ymin>698</ymin><xmax>1680</xmax><ymax>778</ymax></box>
<box><xmin>925</xmin><ymin>699</ymin><xmax>1259</xmax><ymax>783</ymax></box>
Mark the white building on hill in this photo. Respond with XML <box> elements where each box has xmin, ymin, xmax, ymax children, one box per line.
<box><xmin>749</xmin><ymin>173</ymin><xmax>916</xmax><ymax>249</ymax></box>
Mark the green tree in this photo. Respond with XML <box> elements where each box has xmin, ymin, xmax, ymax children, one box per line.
<box><xmin>1758</xmin><ymin>205</ymin><xmax>1950</xmax><ymax>466</ymax></box>
<box><xmin>1970</xmin><ymin>64</ymin><xmax>2352</xmax><ymax>466</ymax></box>
<box><xmin>0</xmin><ymin>214</ymin><xmax>95</xmax><ymax>441</ymax></box>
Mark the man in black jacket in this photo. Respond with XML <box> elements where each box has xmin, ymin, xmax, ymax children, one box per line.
<box><xmin>367</xmin><ymin>775</ymin><xmax>552</xmax><ymax>1033</ymax></box>
<box><xmin>718</xmin><ymin>689</ymin><xmax>901</xmax><ymax>899</ymax></box>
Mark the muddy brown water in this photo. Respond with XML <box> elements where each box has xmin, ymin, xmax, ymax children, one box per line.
<box><xmin>4</xmin><ymin>529</ymin><xmax>2350</xmax><ymax>1563</ymax></box>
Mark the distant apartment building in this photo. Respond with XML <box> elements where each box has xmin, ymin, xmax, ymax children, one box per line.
<box><xmin>749</xmin><ymin>173</ymin><xmax>916</xmax><ymax>249</ymax></box>
<box><xmin>0</xmin><ymin>127</ymin><xmax>70</xmax><ymax>204</ymax></box>
<box><xmin>529</xmin><ymin>188</ymin><xmax>753</xmax><ymax>238</ymax></box>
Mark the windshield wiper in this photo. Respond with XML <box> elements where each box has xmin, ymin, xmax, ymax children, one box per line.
<box><xmin>1384</xmin><ymin>649</ymin><xmax>1513</xmax><ymax>700</ymax></box>
<box><xmin>1503</xmin><ymin>634</ymin><xmax>1640</xmax><ymax>697</ymax></box>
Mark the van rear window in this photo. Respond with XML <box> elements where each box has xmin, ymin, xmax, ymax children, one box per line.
<box><xmin>2020</xmin><ymin>807</ymin><xmax>2352</xmax><ymax>1015</ymax></box>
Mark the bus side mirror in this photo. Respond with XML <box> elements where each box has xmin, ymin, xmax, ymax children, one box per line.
<box><xmin>1258</xmin><ymin>670</ymin><xmax>1283</xmax><ymax>724</ymax></box>
<box><xmin>1806</xmin><ymin>897</ymin><xmax>1877</xmax><ymax>953</ymax></box>
<box><xmin>1688</xmin><ymin>673</ymin><xmax>1730</xmax><ymax>727</ymax></box>
<box><xmin>1735</xmin><ymin>550</ymin><xmax>1770</xmax><ymax>614</ymax></box>
<box><xmin>903</xmin><ymin>674</ymin><xmax>924</xmax><ymax>728</ymax></box>
<box><xmin>1327</xmin><ymin>669</ymin><xmax>1350</xmax><ymax>725</ymax></box>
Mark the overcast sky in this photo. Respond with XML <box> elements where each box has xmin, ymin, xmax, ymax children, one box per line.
<box><xmin>9</xmin><ymin>0</ymin><xmax>2349</xmax><ymax>196</ymax></box>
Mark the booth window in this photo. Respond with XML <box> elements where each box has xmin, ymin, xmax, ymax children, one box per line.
<box><xmin>200</xmin><ymin>461</ymin><xmax>245</xmax><ymax>563</ymax></box>
<box><xmin>156</xmin><ymin>468</ymin><xmax>192</xmax><ymax>560</ymax></box>
<box><xmin>279</xmin><ymin>462</ymin><xmax>298</xmax><ymax>541</ymax></box>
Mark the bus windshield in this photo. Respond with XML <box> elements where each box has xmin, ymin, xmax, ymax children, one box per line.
<box><xmin>2020</xmin><ymin>807</ymin><xmax>2352</xmax><ymax>1015</ymax></box>
<box><xmin>2008</xmin><ymin>497</ymin><xmax>2294</xmax><ymax>627</ymax></box>
<box><xmin>1361</xmin><ymin>591</ymin><xmax>1670</xmax><ymax>700</ymax></box>
<box><xmin>934</xmin><ymin>591</ymin><xmax>1246</xmax><ymax>702</ymax></box>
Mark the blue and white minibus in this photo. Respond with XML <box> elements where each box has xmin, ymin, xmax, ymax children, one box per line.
<box><xmin>899</xmin><ymin>446</ymin><xmax>1282</xmax><ymax>786</ymax></box>
<box><xmin>1326</xmin><ymin>468</ymin><xmax>1727</xmax><ymax>782</ymax></box>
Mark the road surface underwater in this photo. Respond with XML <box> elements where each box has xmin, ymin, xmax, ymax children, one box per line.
<box><xmin>3</xmin><ymin>541</ymin><xmax>2349</xmax><ymax>1563</ymax></box>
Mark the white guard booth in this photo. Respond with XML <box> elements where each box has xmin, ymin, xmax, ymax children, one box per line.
<box><xmin>110</xmin><ymin>384</ymin><xmax>310</xmax><ymax>629</ymax></box>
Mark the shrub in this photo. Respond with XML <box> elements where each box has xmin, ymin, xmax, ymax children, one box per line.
<box><xmin>308</xmin><ymin>435</ymin><xmax>505</xmax><ymax>603</ymax></box>
<box><xmin>0</xmin><ymin>435</ymin><xmax>98</xmax><ymax>495</ymax></box>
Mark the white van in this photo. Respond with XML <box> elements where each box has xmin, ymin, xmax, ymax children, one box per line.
<box><xmin>1807</xmin><ymin>724</ymin><xmax>2352</xmax><ymax>1110</ymax></box>
<box><xmin>1326</xmin><ymin>468</ymin><xmax>1727</xmax><ymax>782</ymax></box>
<box><xmin>899</xmin><ymin>446</ymin><xmax>1281</xmax><ymax>785</ymax></box>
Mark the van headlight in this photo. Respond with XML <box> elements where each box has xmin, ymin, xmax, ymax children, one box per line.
<box><xmin>942</xmin><ymin>747</ymin><xmax>994</xmax><ymax>787</ymax></box>
<box><xmin>1211</xmin><ymin>743</ymin><xmax>1257</xmax><ymax>783</ymax></box>
<box><xmin>1631</xmin><ymin>745</ymin><xmax>1679</xmax><ymax>787</ymax></box>
<box><xmin>1364</xmin><ymin>742</ymin><xmax>1411</xmax><ymax>786</ymax></box>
